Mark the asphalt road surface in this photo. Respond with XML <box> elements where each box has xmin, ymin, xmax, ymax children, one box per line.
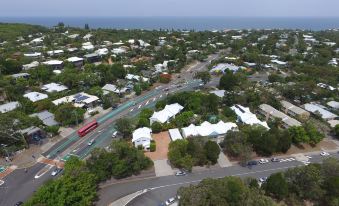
<box><xmin>97</xmin><ymin>152</ymin><xmax>339</xmax><ymax>206</ymax></box>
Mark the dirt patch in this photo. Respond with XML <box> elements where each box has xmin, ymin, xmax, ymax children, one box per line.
<box><xmin>284</xmin><ymin>139</ymin><xmax>338</xmax><ymax>155</ymax></box>
<box><xmin>145</xmin><ymin>131</ymin><xmax>171</xmax><ymax>161</ymax></box>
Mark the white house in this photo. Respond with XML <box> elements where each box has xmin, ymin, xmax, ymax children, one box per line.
<box><xmin>42</xmin><ymin>60</ymin><xmax>64</xmax><ymax>69</ymax></box>
<box><xmin>23</xmin><ymin>92</ymin><xmax>48</xmax><ymax>102</ymax></box>
<box><xmin>47</xmin><ymin>50</ymin><xmax>64</xmax><ymax>56</ymax></box>
<box><xmin>125</xmin><ymin>74</ymin><xmax>149</xmax><ymax>82</ymax></box>
<box><xmin>150</xmin><ymin>103</ymin><xmax>184</xmax><ymax>124</ymax></box>
<box><xmin>327</xmin><ymin>101</ymin><xmax>339</xmax><ymax>110</ymax></box>
<box><xmin>52</xmin><ymin>92</ymin><xmax>99</xmax><ymax>108</ymax></box>
<box><xmin>231</xmin><ymin>105</ymin><xmax>270</xmax><ymax>129</ymax></box>
<box><xmin>132</xmin><ymin>127</ymin><xmax>152</xmax><ymax>149</ymax></box>
<box><xmin>22</xmin><ymin>61</ymin><xmax>39</xmax><ymax>70</ymax></box>
<box><xmin>181</xmin><ymin>121</ymin><xmax>238</xmax><ymax>138</ymax></box>
<box><xmin>24</xmin><ymin>52</ymin><xmax>42</xmax><ymax>58</ymax></box>
<box><xmin>41</xmin><ymin>83</ymin><xmax>68</xmax><ymax>93</ymax></box>
<box><xmin>302</xmin><ymin>103</ymin><xmax>338</xmax><ymax>120</ymax></box>
<box><xmin>0</xmin><ymin>102</ymin><xmax>20</xmax><ymax>113</ymax></box>
<box><xmin>210</xmin><ymin>63</ymin><xmax>240</xmax><ymax>74</ymax></box>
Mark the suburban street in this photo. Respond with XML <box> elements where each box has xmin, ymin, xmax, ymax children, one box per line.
<box><xmin>98</xmin><ymin>152</ymin><xmax>339</xmax><ymax>206</ymax></box>
<box><xmin>0</xmin><ymin>53</ymin><xmax>220</xmax><ymax>206</ymax></box>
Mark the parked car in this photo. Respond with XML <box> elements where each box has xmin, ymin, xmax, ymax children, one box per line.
<box><xmin>88</xmin><ymin>139</ymin><xmax>95</xmax><ymax>146</ymax></box>
<box><xmin>320</xmin><ymin>152</ymin><xmax>330</xmax><ymax>156</ymax></box>
<box><xmin>165</xmin><ymin>197</ymin><xmax>176</xmax><ymax>206</ymax></box>
<box><xmin>258</xmin><ymin>159</ymin><xmax>269</xmax><ymax>164</ymax></box>
<box><xmin>112</xmin><ymin>131</ymin><xmax>118</xmax><ymax>138</ymax></box>
<box><xmin>51</xmin><ymin>168</ymin><xmax>63</xmax><ymax>176</ymax></box>
<box><xmin>15</xmin><ymin>201</ymin><xmax>23</xmax><ymax>206</ymax></box>
<box><xmin>271</xmin><ymin>157</ymin><xmax>280</xmax><ymax>162</ymax></box>
<box><xmin>259</xmin><ymin>177</ymin><xmax>267</xmax><ymax>183</ymax></box>
<box><xmin>175</xmin><ymin>171</ymin><xmax>187</xmax><ymax>176</ymax></box>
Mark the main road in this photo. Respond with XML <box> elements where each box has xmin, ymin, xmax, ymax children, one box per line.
<box><xmin>0</xmin><ymin>53</ymin><xmax>220</xmax><ymax>206</ymax></box>
<box><xmin>98</xmin><ymin>152</ymin><xmax>339</xmax><ymax>206</ymax></box>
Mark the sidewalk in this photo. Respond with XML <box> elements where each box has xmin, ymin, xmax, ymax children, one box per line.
<box><xmin>109</xmin><ymin>189</ymin><xmax>150</xmax><ymax>206</ymax></box>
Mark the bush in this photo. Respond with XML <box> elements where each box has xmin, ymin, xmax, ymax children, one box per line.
<box><xmin>45</xmin><ymin>125</ymin><xmax>60</xmax><ymax>136</ymax></box>
<box><xmin>150</xmin><ymin>142</ymin><xmax>156</xmax><ymax>152</ymax></box>
<box><xmin>151</xmin><ymin>122</ymin><xmax>163</xmax><ymax>133</ymax></box>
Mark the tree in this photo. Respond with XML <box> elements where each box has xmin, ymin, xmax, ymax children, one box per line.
<box><xmin>288</xmin><ymin>126</ymin><xmax>309</xmax><ymax>144</ymax></box>
<box><xmin>151</xmin><ymin>122</ymin><xmax>162</xmax><ymax>133</ymax></box>
<box><xmin>263</xmin><ymin>172</ymin><xmax>289</xmax><ymax>200</ymax></box>
<box><xmin>334</xmin><ymin>124</ymin><xmax>339</xmax><ymax>139</ymax></box>
<box><xmin>54</xmin><ymin>103</ymin><xmax>85</xmax><ymax>126</ymax></box>
<box><xmin>223</xmin><ymin>107</ymin><xmax>237</xmax><ymax>122</ymax></box>
<box><xmin>194</xmin><ymin>71</ymin><xmax>211</xmax><ymax>84</ymax></box>
<box><xmin>304</xmin><ymin>122</ymin><xmax>324</xmax><ymax>145</ymax></box>
<box><xmin>116</xmin><ymin>118</ymin><xmax>134</xmax><ymax>138</ymax></box>
<box><xmin>204</xmin><ymin>141</ymin><xmax>220</xmax><ymax>164</ymax></box>
<box><xmin>133</xmin><ymin>84</ymin><xmax>142</xmax><ymax>95</ymax></box>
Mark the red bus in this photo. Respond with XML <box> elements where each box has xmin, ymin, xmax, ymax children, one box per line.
<box><xmin>78</xmin><ymin>120</ymin><xmax>98</xmax><ymax>137</ymax></box>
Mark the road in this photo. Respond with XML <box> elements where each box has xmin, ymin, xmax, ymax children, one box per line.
<box><xmin>97</xmin><ymin>152</ymin><xmax>339</xmax><ymax>206</ymax></box>
<box><xmin>0</xmin><ymin>53</ymin><xmax>221</xmax><ymax>206</ymax></box>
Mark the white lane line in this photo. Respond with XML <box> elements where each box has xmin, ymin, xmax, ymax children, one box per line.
<box><xmin>34</xmin><ymin>165</ymin><xmax>54</xmax><ymax>179</ymax></box>
<box><xmin>138</xmin><ymin>104</ymin><xmax>142</xmax><ymax>109</ymax></box>
<box><xmin>145</xmin><ymin>100</ymin><xmax>149</xmax><ymax>105</ymax></box>
<box><xmin>130</xmin><ymin>108</ymin><xmax>134</xmax><ymax>112</ymax></box>
<box><xmin>159</xmin><ymin>95</ymin><xmax>162</xmax><ymax>98</ymax></box>
<box><xmin>153</xmin><ymin>97</ymin><xmax>156</xmax><ymax>101</ymax></box>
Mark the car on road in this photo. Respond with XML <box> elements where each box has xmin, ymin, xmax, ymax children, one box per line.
<box><xmin>165</xmin><ymin>197</ymin><xmax>176</xmax><ymax>205</ymax></box>
<box><xmin>15</xmin><ymin>201</ymin><xmax>23</xmax><ymax>206</ymax></box>
<box><xmin>51</xmin><ymin>168</ymin><xmax>63</xmax><ymax>176</ymax></box>
<box><xmin>175</xmin><ymin>170</ymin><xmax>187</xmax><ymax>176</ymax></box>
<box><xmin>112</xmin><ymin>104</ymin><xmax>118</xmax><ymax>109</ymax></box>
<box><xmin>247</xmin><ymin>160</ymin><xmax>258</xmax><ymax>166</ymax></box>
<box><xmin>271</xmin><ymin>157</ymin><xmax>280</xmax><ymax>162</ymax></box>
<box><xmin>259</xmin><ymin>177</ymin><xmax>267</xmax><ymax>183</ymax></box>
<box><xmin>320</xmin><ymin>152</ymin><xmax>330</xmax><ymax>156</ymax></box>
<box><xmin>112</xmin><ymin>131</ymin><xmax>118</xmax><ymax>138</ymax></box>
<box><xmin>88</xmin><ymin>139</ymin><xmax>95</xmax><ymax>146</ymax></box>
<box><xmin>0</xmin><ymin>180</ymin><xmax>4</xmax><ymax>186</ymax></box>
<box><xmin>258</xmin><ymin>159</ymin><xmax>269</xmax><ymax>164</ymax></box>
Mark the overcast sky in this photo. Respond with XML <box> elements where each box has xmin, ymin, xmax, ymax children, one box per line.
<box><xmin>1</xmin><ymin>0</ymin><xmax>338</xmax><ymax>17</ymax></box>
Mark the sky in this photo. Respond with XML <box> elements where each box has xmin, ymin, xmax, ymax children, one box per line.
<box><xmin>0</xmin><ymin>0</ymin><xmax>338</xmax><ymax>17</ymax></box>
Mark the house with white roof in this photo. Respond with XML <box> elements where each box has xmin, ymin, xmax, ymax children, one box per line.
<box><xmin>102</xmin><ymin>84</ymin><xmax>129</xmax><ymax>95</ymax></box>
<box><xmin>302</xmin><ymin>103</ymin><xmax>337</xmax><ymax>120</ymax></box>
<box><xmin>83</xmin><ymin>33</ymin><xmax>93</xmax><ymax>40</ymax></box>
<box><xmin>125</xmin><ymin>74</ymin><xmax>149</xmax><ymax>82</ymax></box>
<box><xmin>95</xmin><ymin>48</ymin><xmax>109</xmax><ymax>56</ymax></box>
<box><xmin>271</xmin><ymin>59</ymin><xmax>287</xmax><ymax>66</ymax></box>
<box><xmin>24</xmin><ymin>92</ymin><xmax>48</xmax><ymax>102</ymax></box>
<box><xmin>24</xmin><ymin>52</ymin><xmax>42</xmax><ymax>58</ymax></box>
<box><xmin>11</xmin><ymin>73</ymin><xmax>30</xmax><ymax>80</ymax></box>
<box><xmin>112</xmin><ymin>47</ymin><xmax>127</xmax><ymax>55</ymax></box>
<box><xmin>327</xmin><ymin>101</ymin><xmax>339</xmax><ymax>110</ymax></box>
<box><xmin>42</xmin><ymin>60</ymin><xmax>64</xmax><ymax>70</ymax></box>
<box><xmin>181</xmin><ymin>121</ymin><xmax>238</xmax><ymax>138</ymax></box>
<box><xmin>47</xmin><ymin>50</ymin><xmax>64</xmax><ymax>56</ymax></box>
<box><xmin>209</xmin><ymin>90</ymin><xmax>226</xmax><ymax>98</ymax></box>
<box><xmin>132</xmin><ymin>127</ymin><xmax>152</xmax><ymax>149</ymax></box>
<box><xmin>41</xmin><ymin>83</ymin><xmax>68</xmax><ymax>93</ymax></box>
<box><xmin>150</xmin><ymin>103</ymin><xmax>184</xmax><ymax>124</ymax></box>
<box><xmin>231</xmin><ymin>105</ymin><xmax>269</xmax><ymax>129</ymax></box>
<box><xmin>210</xmin><ymin>63</ymin><xmax>240</xmax><ymax>74</ymax></box>
<box><xmin>168</xmin><ymin>128</ymin><xmax>183</xmax><ymax>141</ymax></box>
<box><xmin>52</xmin><ymin>92</ymin><xmax>99</xmax><ymax>108</ymax></box>
<box><xmin>67</xmin><ymin>57</ymin><xmax>84</xmax><ymax>68</ymax></box>
<box><xmin>0</xmin><ymin>102</ymin><xmax>20</xmax><ymax>113</ymax></box>
<box><xmin>22</xmin><ymin>61</ymin><xmax>39</xmax><ymax>70</ymax></box>
<box><xmin>82</xmin><ymin>42</ymin><xmax>94</xmax><ymax>50</ymax></box>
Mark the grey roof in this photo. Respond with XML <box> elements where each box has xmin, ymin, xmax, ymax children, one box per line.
<box><xmin>281</xmin><ymin>100</ymin><xmax>309</xmax><ymax>115</ymax></box>
<box><xmin>30</xmin><ymin>110</ymin><xmax>58</xmax><ymax>126</ymax></box>
<box><xmin>0</xmin><ymin>102</ymin><xmax>20</xmax><ymax>113</ymax></box>
<box><xmin>84</xmin><ymin>53</ymin><xmax>99</xmax><ymax>58</ymax></box>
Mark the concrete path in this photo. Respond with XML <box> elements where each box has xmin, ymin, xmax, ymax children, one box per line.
<box><xmin>217</xmin><ymin>152</ymin><xmax>232</xmax><ymax>168</ymax></box>
<box><xmin>154</xmin><ymin>159</ymin><xmax>174</xmax><ymax>177</ymax></box>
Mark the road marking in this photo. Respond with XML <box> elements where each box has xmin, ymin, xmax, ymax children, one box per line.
<box><xmin>153</xmin><ymin>97</ymin><xmax>156</xmax><ymax>101</ymax></box>
<box><xmin>145</xmin><ymin>100</ymin><xmax>149</xmax><ymax>105</ymax></box>
<box><xmin>130</xmin><ymin>108</ymin><xmax>134</xmax><ymax>112</ymax></box>
<box><xmin>159</xmin><ymin>95</ymin><xmax>162</xmax><ymax>98</ymax></box>
<box><xmin>34</xmin><ymin>165</ymin><xmax>53</xmax><ymax>179</ymax></box>
<box><xmin>138</xmin><ymin>104</ymin><xmax>142</xmax><ymax>109</ymax></box>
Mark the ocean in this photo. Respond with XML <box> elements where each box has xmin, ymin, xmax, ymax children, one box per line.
<box><xmin>0</xmin><ymin>17</ymin><xmax>339</xmax><ymax>31</ymax></box>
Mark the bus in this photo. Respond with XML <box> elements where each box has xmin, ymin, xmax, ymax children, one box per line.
<box><xmin>78</xmin><ymin>120</ymin><xmax>98</xmax><ymax>137</ymax></box>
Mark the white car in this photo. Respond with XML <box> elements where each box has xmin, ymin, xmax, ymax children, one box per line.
<box><xmin>112</xmin><ymin>131</ymin><xmax>118</xmax><ymax>138</ymax></box>
<box><xmin>175</xmin><ymin>171</ymin><xmax>187</xmax><ymax>176</ymax></box>
<box><xmin>258</xmin><ymin>159</ymin><xmax>269</xmax><ymax>164</ymax></box>
<box><xmin>88</xmin><ymin>139</ymin><xmax>95</xmax><ymax>146</ymax></box>
<box><xmin>320</xmin><ymin>152</ymin><xmax>330</xmax><ymax>156</ymax></box>
<box><xmin>165</xmin><ymin>197</ymin><xmax>176</xmax><ymax>206</ymax></box>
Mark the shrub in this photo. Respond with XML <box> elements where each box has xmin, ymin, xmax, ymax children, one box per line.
<box><xmin>151</xmin><ymin>122</ymin><xmax>163</xmax><ymax>133</ymax></box>
<box><xmin>150</xmin><ymin>142</ymin><xmax>156</xmax><ymax>152</ymax></box>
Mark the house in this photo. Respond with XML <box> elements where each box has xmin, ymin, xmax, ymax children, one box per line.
<box><xmin>209</xmin><ymin>90</ymin><xmax>226</xmax><ymax>98</ymax></box>
<box><xmin>168</xmin><ymin>128</ymin><xmax>183</xmax><ymax>141</ymax></box>
<box><xmin>42</xmin><ymin>60</ymin><xmax>64</xmax><ymax>70</ymax></box>
<box><xmin>22</xmin><ymin>61</ymin><xmax>39</xmax><ymax>70</ymax></box>
<box><xmin>210</xmin><ymin>63</ymin><xmax>240</xmax><ymax>74</ymax></box>
<box><xmin>258</xmin><ymin>104</ymin><xmax>302</xmax><ymax>128</ymax></box>
<box><xmin>132</xmin><ymin>127</ymin><xmax>152</xmax><ymax>149</ymax></box>
<box><xmin>82</xmin><ymin>42</ymin><xmax>94</xmax><ymax>50</ymax></box>
<box><xmin>11</xmin><ymin>73</ymin><xmax>30</xmax><ymax>80</ymax></box>
<box><xmin>281</xmin><ymin>100</ymin><xmax>310</xmax><ymax>121</ymax></box>
<box><xmin>327</xmin><ymin>101</ymin><xmax>339</xmax><ymax>110</ymax></box>
<box><xmin>102</xmin><ymin>84</ymin><xmax>129</xmax><ymax>95</ymax></box>
<box><xmin>84</xmin><ymin>53</ymin><xmax>101</xmax><ymax>63</ymax></box>
<box><xmin>231</xmin><ymin>105</ymin><xmax>270</xmax><ymax>129</ymax></box>
<box><xmin>95</xmin><ymin>48</ymin><xmax>109</xmax><ymax>56</ymax></box>
<box><xmin>327</xmin><ymin>120</ymin><xmax>339</xmax><ymax>128</ymax></box>
<box><xmin>0</xmin><ymin>102</ymin><xmax>20</xmax><ymax>113</ymax></box>
<box><xmin>150</xmin><ymin>103</ymin><xmax>184</xmax><ymax>124</ymax></box>
<box><xmin>30</xmin><ymin>110</ymin><xmax>58</xmax><ymax>126</ymax></box>
<box><xmin>24</xmin><ymin>52</ymin><xmax>42</xmax><ymax>58</ymax></box>
<box><xmin>271</xmin><ymin>59</ymin><xmax>287</xmax><ymax>66</ymax></box>
<box><xmin>125</xmin><ymin>74</ymin><xmax>149</xmax><ymax>82</ymax></box>
<box><xmin>52</xmin><ymin>92</ymin><xmax>99</xmax><ymax>108</ymax></box>
<box><xmin>23</xmin><ymin>92</ymin><xmax>48</xmax><ymax>102</ymax></box>
<box><xmin>47</xmin><ymin>50</ymin><xmax>64</xmax><ymax>56</ymax></box>
<box><xmin>302</xmin><ymin>103</ymin><xmax>337</xmax><ymax>120</ymax></box>
<box><xmin>181</xmin><ymin>121</ymin><xmax>238</xmax><ymax>138</ymax></box>
<box><xmin>41</xmin><ymin>83</ymin><xmax>68</xmax><ymax>93</ymax></box>
<box><xmin>112</xmin><ymin>47</ymin><xmax>127</xmax><ymax>55</ymax></box>
<box><xmin>67</xmin><ymin>57</ymin><xmax>84</xmax><ymax>68</ymax></box>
